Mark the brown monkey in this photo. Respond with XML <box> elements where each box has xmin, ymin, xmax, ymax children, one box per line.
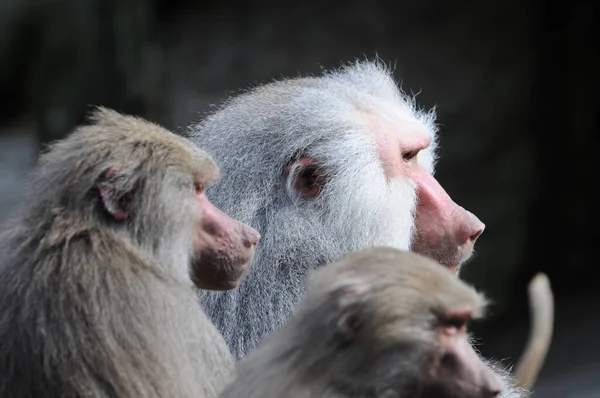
<box><xmin>220</xmin><ymin>247</ymin><xmax>505</xmax><ymax>398</ymax></box>
<box><xmin>0</xmin><ymin>107</ymin><xmax>260</xmax><ymax>398</ymax></box>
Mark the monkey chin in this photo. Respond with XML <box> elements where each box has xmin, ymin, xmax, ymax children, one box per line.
<box><xmin>425</xmin><ymin>242</ymin><xmax>476</xmax><ymax>276</ymax></box>
<box><xmin>441</xmin><ymin>256</ymin><xmax>471</xmax><ymax>276</ymax></box>
<box><xmin>204</xmin><ymin>263</ymin><xmax>249</xmax><ymax>292</ymax></box>
<box><xmin>190</xmin><ymin>254</ymin><xmax>250</xmax><ymax>291</ymax></box>
<box><xmin>412</xmin><ymin>251</ymin><xmax>466</xmax><ymax>275</ymax></box>
<box><xmin>448</xmin><ymin>264</ymin><xmax>460</xmax><ymax>274</ymax></box>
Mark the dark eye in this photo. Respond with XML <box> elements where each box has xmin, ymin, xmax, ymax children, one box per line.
<box><xmin>194</xmin><ymin>182</ymin><xmax>205</xmax><ymax>194</ymax></box>
<box><xmin>402</xmin><ymin>150</ymin><xmax>419</xmax><ymax>162</ymax></box>
<box><xmin>441</xmin><ymin>317</ymin><xmax>468</xmax><ymax>333</ymax></box>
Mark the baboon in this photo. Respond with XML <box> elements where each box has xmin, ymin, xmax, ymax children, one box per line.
<box><xmin>188</xmin><ymin>60</ymin><xmax>485</xmax><ymax>360</ymax></box>
<box><xmin>219</xmin><ymin>247</ymin><xmax>510</xmax><ymax>398</ymax></box>
<box><xmin>187</xmin><ymin>61</ymin><xmax>551</xmax><ymax>396</ymax></box>
<box><xmin>0</xmin><ymin>107</ymin><xmax>260</xmax><ymax>398</ymax></box>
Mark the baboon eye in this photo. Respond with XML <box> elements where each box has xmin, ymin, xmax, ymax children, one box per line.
<box><xmin>194</xmin><ymin>182</ymin><xmax>205</xmax><ymax>194</ymax></box>
<box><xmin>440</xmin><ymin>317</ymin><xmax>468</xmax><ymax>334</ymax></box>
<box><xmin>402</xmin><ymin>150</ymin><xmax>419</xmax><ymax>162</ymax></box>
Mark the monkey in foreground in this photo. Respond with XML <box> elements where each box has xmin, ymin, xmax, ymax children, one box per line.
<box><xmin>0</xmin><ymin>107</ymin><xmax>260</xmax><ymax>398</ymax></box>
<box><xmin>187</xmin><ymin>61</ymin><xmax>552</xmax><ymax>395</ymax></box>
<box><xmin>220</xmin><ymin>247</ymin><xmax>508</xmax><ymax>398</ymax></box>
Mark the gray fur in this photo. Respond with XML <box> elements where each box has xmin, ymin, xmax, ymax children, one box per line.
<box><xmin>187</xmin><ymin>61</ymin><xmax>435</xmax><ymax>358</ymax></box>
<box><xmin>0</xmin><ymin>108</ymin><xmax>232</xmax><ymax>398</ymax></box>
<box><xmin>220</xmin><ymin>247</ymin><xmax>502</xmax><ymax>398</ymax></box>
<box><xmin>187</xmin><ymin>61</ymin><xmax>527</xmax><ymax>398</ymax></box>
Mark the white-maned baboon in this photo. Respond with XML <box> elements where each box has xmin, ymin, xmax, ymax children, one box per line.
<box><xmin>187</xmin><ymin>61</ymin><xmax>551</xmax><ymax>396</ymax></box>
<box><xmin>188</xmin><ymin>61</ymin><xmax>484</xmax><ymax>360</ymax></box>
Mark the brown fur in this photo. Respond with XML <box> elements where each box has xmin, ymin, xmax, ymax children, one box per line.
<box><xmin>0</xmin><ymin>108</ymin><xmax>244</xmax><ymax>397</ymax></box>
<box><xmin>220</xmin><ymin>247</ymin><xmax>504</xmax><ymax>398</ymax></box>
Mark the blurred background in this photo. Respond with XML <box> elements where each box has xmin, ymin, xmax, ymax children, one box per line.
<box><xmin>0</xmin><ymin>0</ymin><xmax>597</xmax><ymax>396</ymax></box>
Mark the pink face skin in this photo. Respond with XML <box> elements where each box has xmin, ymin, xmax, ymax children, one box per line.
<box><xmin>284</xmin><ymin>113</ymin><xmax>484</xmax><ymax>274</ymax></box>
<box><xmin>191</xmin><ymin>187</ymin><xmax>261</xmax><ymax>290</ymax></box>
<box><xmin>423</xmin><ymin>308</ymin><xmax>503</xmax><ymax>398</ymax></box>
<box><xmin>98</xmin><ymin>167</ymin><xmax>260</xmax><ymax>290</ymax></box>
<box><xmin>369</xmin><ymin>114</ymin><xmax>485</xmax><ymax>273</ymax></box>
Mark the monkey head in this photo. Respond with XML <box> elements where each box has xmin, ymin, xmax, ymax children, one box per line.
<box><xmin>190</xmin><ymin>61</ymin><xmax>487</xmax><ymax>359</ymax></box>
<box><xmin>284</xmin><ymin>104</ymin><xmax>484</xmax><ymax>274</ymax></box>
<box><xmin>263</xmin><ymin>247</ymin><xmax>503</xmax><ymax>398</ymax></box>
<box><xmin>79</xmin><ymin>107</ymin><xmax>260</xmax><ymax>290</ymax></box>
<box><xmin>191</xmin><ymin>62</ymin><xmax>484</xmax><ymax>275</ymax></box>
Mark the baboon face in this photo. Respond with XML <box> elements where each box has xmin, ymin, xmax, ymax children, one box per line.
<box><xmin>91</xmin><ymin>109</ymin><xmax>260</xmax><ymax>291</ymax></box>
<box><xmin>190</xmin><ymin>179</ymin><xmax>261</xmax><ymax>290</ymax></box>
<box><xmin>99</xmin><ymin>157</ymin><xmax>260</xmax><ymax>291</ymax></box>
<box><xmin>311</xmin><ymin>248</ymin><xmax>503</xmax><ymax>398</ymax></box>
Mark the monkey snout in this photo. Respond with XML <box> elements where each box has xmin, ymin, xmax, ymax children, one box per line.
<box><xmin>455</xmin><ymin>209</ymin><xmax>485</xmax><ymax>246</ymax></box>
<box><xmin>241</xmin><ymin>225</ymin><xmax>261</xmax><ymax>248</ymax></box>
<box><xmin>483</xmin><ymin>389</ymin><xmax>502</xmax><ymax>398</ymax></box>
<box><xmin>470</xmin><ymin>227</ymin><xmax>484</xmax><ymax>242</ymax></box>
<box><xmin>479</xmin><ymin>360</ymin><xmax>504</xmax><ymax>398</ymax></box>
<box><xmin>469</xmin><ymin>220</ymin><xmax>485</xmax><ymax>243</ymax></box>
<box><xmin>481</xmin><ymin>382</ymin><xmax>502</xmax><ymax>398</ymax></box>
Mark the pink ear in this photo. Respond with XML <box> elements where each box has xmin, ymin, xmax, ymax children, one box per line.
<box><xmin>104</xmin><ymin>168</ymin><xmax>121</xmax><ymax>179</ymax></box>
<box><xmin>98</xmin><ymin>168</ymin><xmax>129</xmax><ymax>220</ymax></box>
<box><xmin>285</xmin><ymin>156</ymin><xmax>324</xmax><ymax>198</ymax></box>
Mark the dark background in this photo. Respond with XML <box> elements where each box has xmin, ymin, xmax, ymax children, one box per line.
<box><xmin>1</xmin><ymin>1</ymin><xmax>598</xmax><ymax>396</ymax></box>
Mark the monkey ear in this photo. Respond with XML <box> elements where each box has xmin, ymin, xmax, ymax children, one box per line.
<box><xmin>97</xmin><ymin>168</ymin><xmax>133</xmax><ymax>220</ymax></box>
<box><xmin>337</xmin><ymin>309</ymin><xmax>363</xmax><ymax>342</ymax></box>
<box><xmin>335</xmin><ymin>283</ymin><xmax>369</xmax><ymax>342</ymax></box>
<box><xmin>285</xmin><ymin>156</ymin><xmax>324</xmax><ymax>198</ymax></box>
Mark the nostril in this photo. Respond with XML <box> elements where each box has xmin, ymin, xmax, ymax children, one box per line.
<box><xmin>243</xmin><ymin>228</ymin><xmax>261</xmax><ymax>248</ymax></box>
<box><xmin>470</xmin><ymin>227</ymin><xmax>484</xmax><ymax>242</ymax></box>
<box><xmin>482</xmin><ymin>366</ymin><xmax>504</xmax><ymax>398</ymax></box>
<box><xmin>469</xmin><ymin>222</ymin><xmax>485</xmax><ymax>242</ymax></box>
<box><xmin>484</xmin><ymin>388</ymin><xmax>501</xmax><ymax>398</ymax></box>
